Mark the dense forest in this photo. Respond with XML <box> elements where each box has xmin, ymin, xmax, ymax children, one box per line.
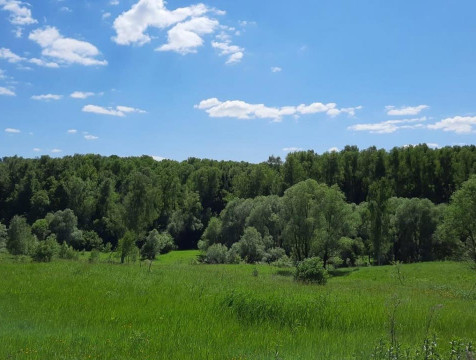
<box><xmin>1</xmin><ymin>144</ymin><xmax>476</xmax><ymax>266</ymax></box>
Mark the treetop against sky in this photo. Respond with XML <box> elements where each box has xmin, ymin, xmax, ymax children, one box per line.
<box><xmin>1</xmin><ymin>0</ymin><xmax>475</xmax><ymax>162</ymax></box>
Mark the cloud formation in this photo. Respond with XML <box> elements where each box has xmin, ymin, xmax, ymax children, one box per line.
<box><xmin>0</xmin><ymin>0</ymin><xmax>36</xmax><ymax>25</ymax></box>
<box><xmin>29</xmin><ymin>27</ymin><xmax>107</xmax><ymax>66</ymax></box>
<box><xmin>428</xmin><ymin>116</ymin><xmax>476</xmax><ymax>134</ymax></box>
<box><xmin>70</xmin><ymin>91</ymin><xmax>95</xmax><ymax>99</ymax></box>
<box><xmin>271</xmin><ymin>66</ymin><xmax>282</xmax><ymax>73</ymax></box>
<box><xmin>348</xmin><ymin>117</ymin><xmax>427</xmax><ymax>134</ymax></box>
<box><xmin>82</xmin><ymin>104</ymin><xmax>146</xmax><ymax>117</ymax></box>
<box><xmin>385</xmin><ymin>105</ymin><xmax>429</xmax><ymax>116</ymax></box>
<box><xmin>282</xmin><ymin>147</ymin><xmax>303</xmax><ymax>152</ymax></box>
<box><xmin>0</xmin><ymin>47</ymin><xmax>59</xmax><ymax>67</ymax></box>
<box><xmin>5</xmin><ymin>128</ymin><xmax>20</xmax><ymax>133</ymax></box>
<box><xmin>0</xmin><ymin>86</ymin><xmax>15</xmax><ymax>96</ymax></box>
<box><xmin>195</xmin><ymin>98</ymin><xmax>362</xmax><ymax>122</ymax></box>
<box><xmin>84</xmin><ymin>134</ymin><xmax>99</xmax><ymax>140</ymax></box>
<box><xmin>113</xmin><ymin>0</ymin><xmax>242</xmax><ymax>63</ymax></box>
<box><xmin>31</xmin><ymin>94</ymin><xmax>62</xmax><ymax>101</ymax></box>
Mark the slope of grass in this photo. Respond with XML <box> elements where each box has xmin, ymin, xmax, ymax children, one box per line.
<box><xmin>0</xmin><ymin>252</ymin><xmax>475</xmax><ymax>359</ymax></box>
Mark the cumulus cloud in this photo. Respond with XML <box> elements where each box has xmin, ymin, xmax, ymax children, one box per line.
<box><xmin>29</xmin><ymin>26</ymin><xmax>107</xmax><ymax>66</ymax></box>
<box><xmin>84</xmin><ymin>134</ymin><xmax>98</xmax><ymax>140</ymax></box>
<box><xmin>5</xmin><ymin>127</ymin><xmax>20</xmax><ymax>133</ymax></box>
<box><xmin>0</xmin><ymin>86</ymin><xmax>15</xmax><ymax>96</ymax></box>
<box><xmin>211</xmin><ymin>40</ymin><xmax>243</xmax><ymax>64</ymax></box>
<box><xmin>152</xmin><ymin>155</ymin><xmax>165</xmax><ymax>161</ymax></box>
<box><xmin>110</xmin><ymin>0</ymin><xmax>119</xmax><ymax>5</ymax></box>
<box><xmin>328</xmin><ymin>147</ymin><xmax>339</xmax><ymax>153</ymax></box>
<box><xmin>271</xmin><ymin>66</ymin><xmax>282</xmax><ymax>73</ymax></box>
<box><xmin>70</xmin><ymin>91</ymin><xmax>95</xmax><ymax>99</ymax></box>
<box><xmin>67</xmin><ymin>129</ymin><xmax>77</xmax><ymax>134</ymax></box>
<box><xmin>113</xmin><ymin>0</ymin><xmax>242</xmax><ymax>63</ymax></box>
<box><xmin>51</xmin><ymin>148</ymin><xmax>62</xmax><ymax>153</ymax></box>
<box><xmin>282</xmin><ymin>147</ymin><xmax>303</xmax><ymax>152</ymax></box>
<box><xmin>31</xmin><ymin>94</ymin><xmax>62</xmax><ymax>101</ymax></box>
<box><xmin>385</xmin><ymin>105</ymin><xmax>429</xmax><ymax>116</ymax></box>
<box><xmin>348</xmin><ymin>117</ymin><xmax>427</xmax><ymax>134</ymax></box>
<box><xmin>428</xmin><ymin>116</ymin><xmax>476</xmax><ymax>134</ymax></box>
<box><xmin>0</xmin><ymin>0</ymin><xmax>37</xmax><ymax>25</ymax></box>
<box><xmin>158</xmin><ymin>17</ymin><xmax>219</xmax><ymax>54</ymax></box>
<box><xmin>82</xmin><ymin>104</ymin><xmax>146</xmax><ymax>117</ymax></box>
<box><xmin>0</xmin><ymin>47</ymin><xmax>24</xmax><ymax>62</ymax></box>
<box><xmin>0</xmin><ymin>47</ymin><xmax>59</xmax><ymax>67</ymax></box>
<box><xmin>33</xmin><ymin>147</ymin><xmax>41</xmax><ymax>152</ymax></box>
<box><xmin>195</xmin><ymin>98</ymin><xmax>362</xmax><ymax>122</ymax></box>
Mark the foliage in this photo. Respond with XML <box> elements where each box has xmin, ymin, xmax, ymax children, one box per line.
<box><xmin>204</xmin><ymin>243</ymin><xmax>228</xmax><ymax>264</ymax></box>
<box><xmin>294</xmin><ymin>257</ymin><xmax>328</xmax><ymax>285</ymax></box>
<box><xmin>31</xmin><ymin>218</ymin><xmax>50</xmax><ymax>241</ymax></box>
<box><xmin>58</xmin><ymin>242</ymin><xmax>78</xmax><ymax>260</ymax></box>
<box><xmin>7</xmin><ymin>215</ymin><xmax>35</xmax><ymax>255</ymax></box>
<box><xmin>0</xmin><ymin>222</ymin><xmax>7</xmax><ymax>252</ymax></box>
<box><xmin>231</xmin><ymin>227</ymin><xmax>268</xmax><ymax>264</ymax></box>
<box><xmin>32</xmin><ymin>234</ymin><xmax>59</xmax><ymax>262</ymax></box>
<box><xmin>118</xmin><ymin>231</ymin><xmax>137</xmax><ymax>264</ymax></box>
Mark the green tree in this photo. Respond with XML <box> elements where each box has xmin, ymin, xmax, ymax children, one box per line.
<box><xmin>0</xmin><ymin>222</ymin><xmax>7</xmax><ymax>252</ymax></box>
<box><xmin>7</xmin><ymin>215</ymin><xmax>35</xmax><ymax>255</ymax></box>
<box><xmin>47</xmin><ymin>209</ymin><xmax>78</xmax><ymax>245</ymax></box>
<box><xmin>439</xmin><ymin>176</ymin><xmax>476</xmax><ymax>265</ymax></box>
<box><xmin>118</xmin><ymin>231</ymin><xmax>137</xmax><ymax>264</ymax></box>
<box><xmin>140</xmin><ymin>229</ymin><xmax>161</xmax><ymax>261</ymax></box>
<box><xmin>31</xmin><ymin>218</ymin><xmax>50</xmax><ymax>241</ymax></box>
<box><xmin>368</xmin><ymin>179</ymin><xmax>393</xmax><ymax>265</ymax></box>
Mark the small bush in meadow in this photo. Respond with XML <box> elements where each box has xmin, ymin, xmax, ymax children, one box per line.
<box><xmin>59</xmin><ymin>242</ymin><xmax>79</xmax><ymax>260</ymax></box>
<box><xmin>205</xmin><ymin>243</ymin><xmax>228</xmax><ymax>264</ymax></box>
<box><xmin>294</xmin><ymin>257</ymin><xmax>328</xmax><ymax>285</ymax></box>
<box><xmin>32</xmin><ymin>235</ymin><xmax>59</xmax><ymax>262</ymax></box>
<box><xmin>89</xmin><ymin>249</ymin><xmax>100</xmax><ymax>263</ymax></box>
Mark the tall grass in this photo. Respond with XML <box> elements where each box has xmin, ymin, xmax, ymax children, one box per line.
<box><xmin>0</xmin><ymin>252</ymin><xmax>475</xmax><ymax>359</ymax></box>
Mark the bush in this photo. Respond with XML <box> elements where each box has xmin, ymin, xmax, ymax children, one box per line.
<box><xmin>295</xmin><ymin>257</ymin><xmax>328</xmax><ymax>285</ymax></box>
<box><xmin>205</xmin><ymin>243</ymin><xmax>228</xmax><ymax>264</ymax></box>
<box><xmin>271</xmin><ymin>254</ymin><xmax>293</xmax><ymax>268</ymax></box>
<box><xmin>59</xmin><ymin>242</ymin><xmax>78</xmax><ymax>260</ymax></box>
<box><xmin>7</xmin><ymin>215</ymin><xmax>36</xmax><ymax>256</ymax></box>
<box><xmin>157</xmin><ymin>232</ymin><xmax>176</xmax><ymax>254</ymax></box>
<box><xmin>233</xmin><ymin>227</ymin><xmax>267</xmax><ymax>263</ymax></box>
<box><xmin>262</xmin><ymin>247</ymin><xmax>286</xmax><ymax>263</ymax></box>
<box><xmin>32</xmin><ymin>235</ymin><xmax>59</xmax><ymax>262</ymax></box>
<box><xmin>89</xmin><ymin>249</ymin><xmax>100</xmax><ymax>263</ymax></box>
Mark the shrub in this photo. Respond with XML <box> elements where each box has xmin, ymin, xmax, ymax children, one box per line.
<box><xmin>157</xmin><ymin>232</ymin><xmax>176</xmax><ymax>254</ymax></box>
<box><xmin>33</xmin><ymin>235</ymin><xmax>59</xmax><ymax>262</ymax></box>
<box><xmin>89</xmin><ymin>249</ymin><xmax>100</xmax><ymax>263</ymax></box>
<box><xmin>7</xmin><ymin>215</ymin><xmax>35</xmax><ymax>255</ymax></box>
<box><xmin>205</xmin><ymin>243</ymin><xmax>228</xmax><ymax>264</ymax></box>
<box><xmin>262</xmin><ymin>247</ymin><xmax>286</xmax><ymax>263</ymax></box>
<box><xmin>294</xmin><ymin>257</ymin><xmax>328</xmax><ymax>285</ymax></box>
<box><xmin>271</xmin><ymin>254</ymin><xmax>293</xmax><ymax>268</ymax></box>
<box><xmin>59</xmin><ymin>242</ymin><xmax>78</xmax><ymax>260</ymax></box>
<box><xmin>234</xmin><ymin>227</ymin><xmax>267</xmax><ymax>263</ymax></box>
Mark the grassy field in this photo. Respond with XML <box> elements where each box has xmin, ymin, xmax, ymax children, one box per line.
<box><xmin>0</xmin><ymin>252</ymin><xmax>475</xmax><ymax>359</ymax></box>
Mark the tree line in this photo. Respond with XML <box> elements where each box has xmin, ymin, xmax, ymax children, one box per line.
<box><xmin>0</xmin><ymin>144</ymin><xmax>475</xmax><ymax>266</ymax></box>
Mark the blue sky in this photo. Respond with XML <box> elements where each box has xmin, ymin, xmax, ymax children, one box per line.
<box><xmin>0</xmin><ymin>0</ymin><xmax>475</xmax><ymax>162</ymax></box>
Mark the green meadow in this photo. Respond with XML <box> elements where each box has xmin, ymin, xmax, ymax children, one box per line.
<box><xmin>1</xmin><ymin>252</ymin><xmax>475</xmax><ymax>360</ymax></box>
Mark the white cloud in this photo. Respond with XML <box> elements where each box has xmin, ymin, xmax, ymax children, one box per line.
<box><xmin>271</xmin><ymin>66</ymin><xmax>282</xmax><ymax>73</ymax></box>
<box><xmin>0</xmin><ymin>47</ymin><xmax>24</xmax><ymax>62</ymax></box>
<box><xmin>152</xmin><ymin>155</ymin><xmax>165</xmax><ymax>161</ymax></box>
<box><xmin>348</xmin><ymin>117</ymin><xmax>427</xmax><ymax>134</ymax></box>
<box><xmin>29</xmin><ymin>58</ymin><xmax>60</xmax><ymax>68</ymax></box>
<box><xmin>70</xmin><ymin>91</ymin><xmax>95</xmax><ymax>99</ymax></box>
<box><xmin>0</xmin><ymin>86</ymin><xmax>15</xmax><ymax>96</ymax></box>
<box><xmin>51</xmin><ymin>148</ymin><xmax>62</xmax><ymax>153</ymax></box>
<box><xmin>84</xmin><ymin>134</ymin><xmax>98</xmax><ymax>140</ymax></box>
<box><xmin>113</xmin><ymin>0</ymin><xmax>241</xmax><ymax>63</ymax></box>
<box><xmin>60</xmin><ymin>6</ymin><xmax>71</xmax><ymax>13</ymax></box>
<box><xmin>82</xmin><ymin>104</ymin><xmax>146</xmax><ymax>117</ymax></box>
<box><xmin>328</xmin><ymin>147</ymin><xmax>339</xmax><ymax>153</ymax></box>
<box><xmin>0</xmin><ymin>47</ymin><xmax>60</xmax><ymax>68</ymax></box>
<box><xmin>33</xmin><ymin>147</ymin><xmax>41</xmax><ymax>152</ymax></box>
<box><xmin>5</xmin><ymin>127</ymin><xmax>20</xmax><ymax>133</ymax></box>
<box><xmin>158</xmin><ymin>17</ymin><xmax>219</xmax><ymax>54</ymax></box>
<box><xmin>283</xmin><ymin>147</ymin><xmax>302</xmax><ymax>152</ymax></box>
<box><xmin>195</xmin><ymin>98</ymin><xmax>362</xmax><ymax>122</ymax></box>
<box><xmin>0</xmin><ymin>0</ymin><xmax>37</xmax><ymax>25</ymax></box>
<box><xmin>427</xmin><ymin>143</ymin><xmax>439</xmax><ymax>149</ymax></box>
<box><xmin>211</xmin><ymin>40</ymin><xmax>243</xmax><ymax>64</ymax></box>
<box><xmin>67</xmin><ymin>129</ymin><xmax>77</xmax><ymax>134</ymax></box>
<box><xmin>102</xmin><ymin>12</ymin><xmax>111</xmax><ymax>19</ymax></box>
<box><xmin>31</xmin><ymin>94</ymin><xmax>62</xmax><ymax>101</ymax></box>
<box><xmin>110</xmin><ymin>0</ymin><xmax>119</xmax><ymax>5</ymax></box>
<box><xmin>29</xmin><ymin>26</ymin><xmax>107</xmax><ymax>66</ymax></box>
<box><xmin>385</xmin><ymin>105</ymin><xmax>429</xmax><ymax>116</ymax></box>
<box><xmin>428</xmin><ymin>116</ymin><xmax>476</xmax><ymax>134</ymax></box>
<box><xmin>113</xmin><ymin>0</ymin><xmax>210</xmax><ymax>45</ymax></box>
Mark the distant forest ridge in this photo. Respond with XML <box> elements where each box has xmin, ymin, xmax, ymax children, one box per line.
<box><xmin>0</xmin><ymin>144</ymin><xmax>475</xmax><ymax>249</ymax></box>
